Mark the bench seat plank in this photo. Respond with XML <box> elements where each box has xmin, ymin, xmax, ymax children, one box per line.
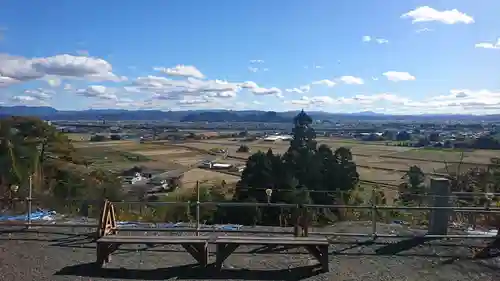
<box><xmin>214</xmin><ymin>236</ymin><xmax>329</xmax><ymax>245</ymax></box>
<box><xmin>97</xmin><ymin>235</ymin><xmax>209</xmax><ymax>245</ymax></box>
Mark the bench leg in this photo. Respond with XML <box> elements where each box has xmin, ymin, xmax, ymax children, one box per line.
<box><xmin>96</xmin><ymin>243</ymin><xmax>120</xmax><ymax>267</ymax></box>
<box><xmin>319</xmin><ymin>245</ymin><xmax>329</xmax><ymax>272</ymax></box>
<box><xmin>215</xmin><ymin>243</ymin><xmax>239</xmax><ymax>270</ymax></box>
<box><xmin>96</xmin><ymin>243</ymin><xmax>113</xmax><ymax>267</ymax></box>
<box><xmin>304</xmin><ymin>245</ymin><xmax>329</xmax><ymax>273</ymax></box>
<box><xmin>96</xmin><ymin>243</ymin><xmax>106</xmax><ymax>268</ymax></box>
<box><xmin>181</xmin><ymin>243</ymin><xmax>209</xmax><ymax>267</ymax></box>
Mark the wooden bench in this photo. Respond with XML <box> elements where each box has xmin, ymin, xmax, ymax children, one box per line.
<box><xmin>94</xmin><ymin>200</ymin><xmax>209</xmax><ymax>268</ymax></box>
<box><xmin>96</xmin><ymin>235</ymin><xmax>209</xmax><ymax>268</ymax></box>
<box><xmin>213</xmin><ymin>236</ymin><xmax>330</xmax><ymax>272</ymax></box>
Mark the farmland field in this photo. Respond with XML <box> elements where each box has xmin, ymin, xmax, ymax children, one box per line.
<box><xmin>71</xmin><ymin>138</ymin><xmax>238</xmax><ymax>190</ymax></box>
<box><xmin>168</xmin><ymin>138</ymin><xmax>500</xmax><ymax>185</ymax></box>
<box><xmin>67</xmin><ymin>134</ymin><xmax>500</xmax><ymax>195</ymax></box>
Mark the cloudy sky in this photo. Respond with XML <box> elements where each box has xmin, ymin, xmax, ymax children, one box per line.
<box><xmin>0</xmin><ymin>0</ymin><xmax>499</xmax><ymax>114</ymax></box>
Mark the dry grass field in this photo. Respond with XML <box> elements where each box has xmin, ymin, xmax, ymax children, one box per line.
<box><xmin>70</xmin><ymin>138</ymin><xmax>239</xmax><ymax>191</ymax></box>
<box><xmin>169</xmin><ymin>137</ymin><xmax>500</xmax><ymax>186</ymax></box>
<box><xmin>67</xmin><ymin>134</ymin><xmax>500</xmax><ymax>195</ymax></box>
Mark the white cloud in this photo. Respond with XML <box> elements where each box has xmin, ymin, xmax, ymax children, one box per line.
<box><xmin>132</xmin><ymin>75</ymin><xmax>281</xmax><ymax>100</ymax></box>
<box><xmin>248</xmin><ymin>66</ymin><xmax>268</xmax><ymax>72</ymax></box>
<box><xmin>251</xmin><ymin>86</ymin><xmax>282</xmax><ymax>97</ymax></box>
<box><xmin>288</xmin><ymin>96</ymin><xmax>336</xmax><ymax>106</ymax></box>
<box><xmin>205</xmin><ymin>91</ymin><xmax>237</xmax><ymax>98</ymax></box>
<box><xmin>285</xmin><ymin>85</ymin><xmax>310</xmax><ymax>94</ymax></box>
<box><xmin>249</xmin><ymin>59</ymin><xmax>264</xmax><ymax>63</ymax></box>
<box><xmin>304</xmin><ymin>64</ymin><xmax>323</xmax><ymax>70</ymax></box>
<box><xmin>0</xmin><ymin>75</ymin><xmax>19</xmax><ymax>87</ymax></box>
<box><xmin>32</xmin><ymin>54</ymin><xmax>123</xmax><ymax>81</ymax></box>
<box><xmin>363</xmin><ymin>36</ymin><xmax>389</xmax><ymax>44</ymax></box>
<box><xmin>338</xmin><ymin>76</ymin><xmax>364</xmax><ymax>85</ymax></box>
<box><xmin>239</xmin><ymin>81</ymin><xmax>259</xmax><ymax>89</ymax></box>
<box><xmin>281</xmin><ymin>89</ymin><xmax>500</xmax><ymax>114</ymax></box>
<box><xmin>416</xmin><ymin>28</ymin><xmax>433</xmax><ymax>33</ymax></box>
<box><xmin>0</xmin><ymin>54</ymin><xmax>43</xmax><ymax>81</ymax></box>
<box><xmin>132</xmin><ymin>76</ymin><xmax>240</xmax><ymax>99</ymax></box>
<box><xmin>401</xmin><ymin>6</ymin><xmax>474</xmax><ymax>24</ymax></box>
<box><xmin>154</xmin><ymin>65</ymin><xmax>205</xmax><ymax>79</ymax></box>
<box><xmin>382</xmin><ymin>71</ymin><xmax>416</xmax><ymax>82</ymax></box>
<box><xmin>475</xmin><ymin>38</ymin><xmax>500</xmax><ymax>50</ymax></box>
<box><xmin>0</xmin><ymin>53</ymin><xmax>123</xmax><ymax>83</ymax></box>
<box><xmin>392</xmin><ymin>89</ymin><xmax>500</xmax><ymax>114</ymax></box>
<box><xmin>76</xmin><ymin>85</ymin><xmax>118</xmax><ymax>100</ymax></box>
<box><xmin>10</xmin><ymin>95</ymin><xmax>36</xmax><ymax>102</ymax></box>
<box><xmin>8</xmin><ymin>94</ymin><xmax>50</xmax><ymax>106</ymax></box>
<box><xmin>24</xmin><ymin>88</ymin><xmax>54</xmax><ymax>100</ymax></box>
<box><xmin>177</xmin><ymin>98</ymin><xmax>210</xmax><ymax>105</ymax></box>
<box><xmin>341</xmin><ymin>93</ymin><xmax>408</xmax><ymax>105</ymax></box>
<box><xmin>312</xmin><ymin>79</ymin><xmax>336</xmax><ymax>87</ymax></box>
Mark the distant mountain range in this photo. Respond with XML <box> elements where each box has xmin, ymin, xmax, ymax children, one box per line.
<box><xmin>1</xmin><ymin>106</ymin><xmax>499</xmax><ymax>122</ymax></box>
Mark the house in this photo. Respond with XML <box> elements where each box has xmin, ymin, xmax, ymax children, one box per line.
<box><xmin>195</xmin><ymin>132</ymin><xmax>220</xmax><ymax>139</ymax></box>
<box><xmin>199</xmin><ymin>161</ymin><xmax>233</xmax><ymax>170</ymax></box>
<box><xmin>263</xmin><ymin>135</ymin><xmax>293</xmax><ymax>142</ymax></box>
<box><xmin>147</xmin><ymin>168</ymin><xmax>187</xmax><ymax>191</ymax></box>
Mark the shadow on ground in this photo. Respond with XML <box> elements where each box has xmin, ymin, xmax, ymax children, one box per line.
<box><xmin>55</xmin><ymin>262</ymin><xmax>323</xmax><ymax>281</ymax></box>
<box><xmin>4</xmin><ymin>229</ymin><xmax>499</xmax><ymax>261</ymax></box>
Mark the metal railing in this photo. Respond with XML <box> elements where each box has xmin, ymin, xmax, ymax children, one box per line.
<box><xmin>1</xmin><ymin>180</ymin><xmax>499</xmax><ymax>240</ymax></box>
<box><xmin>1</xmin><ymin>200</ymin><xmax>498</xmax><ymax>239</ymax></box>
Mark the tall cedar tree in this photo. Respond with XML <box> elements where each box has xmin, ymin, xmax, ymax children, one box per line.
<box><xmin>234</xmin><ymin>110</ymin><xmax>359</xmax><ymax>225</ymax></box>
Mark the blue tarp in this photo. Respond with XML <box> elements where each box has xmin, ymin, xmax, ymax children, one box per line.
<box><xmin>0</xmin><ymin>209</ymin><xmax>243</xmax><ymax>231</ymax></box>
<box><xmin>0</xmin><ymin>210</ymin><xmax>56</xmax><ymax>222</ymax></box>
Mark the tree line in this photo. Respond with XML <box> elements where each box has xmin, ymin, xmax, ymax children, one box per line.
<box><xmin>0</xmin><ymin>117</ymin><xmax>122</xmax><ymax>215</ymax></box>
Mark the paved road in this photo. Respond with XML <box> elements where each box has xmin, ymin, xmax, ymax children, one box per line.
<box><xmin>1</xmin><ymin>222</ymin><xmax>499</xmax><ymax>281</ymax></box>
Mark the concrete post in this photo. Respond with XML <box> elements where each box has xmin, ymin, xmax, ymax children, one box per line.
<box><xmin>428</xmin><ymin>177</ymin><xmax>451</xmax><ymax>235</ymax></box>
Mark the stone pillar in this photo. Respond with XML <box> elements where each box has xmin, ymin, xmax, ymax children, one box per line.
<box><xmin>428</xmin><ymin>177</ymin><xmax>451</xmax><ymax>235</ymax></box>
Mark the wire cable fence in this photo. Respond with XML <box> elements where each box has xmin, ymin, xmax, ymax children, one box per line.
<box><xmin>1</xmin><ymin>178</ymin><xmax>499</xmax><ymax>240</ymax></box>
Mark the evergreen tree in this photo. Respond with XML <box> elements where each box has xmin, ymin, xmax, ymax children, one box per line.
<box><xmin>399</xmin><ymin>165</ymin><xmax>426</xmax><ymax>205</ymax></box>
<box><xmin>232</xmin><ymin>110</ymin><xmax>360</xmax><ymax>225</ymax></box>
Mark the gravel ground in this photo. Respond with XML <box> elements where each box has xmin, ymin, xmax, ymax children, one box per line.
<box><xmin>0</xmin><ymin>221</ymin><xmax>499</xmax><ymax>281</ymax></box>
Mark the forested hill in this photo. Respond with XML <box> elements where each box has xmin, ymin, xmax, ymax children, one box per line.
<box><xmin>2</xmin><ymin>105</ymin><xmax>500</xmax><ymax>122</ymax></box>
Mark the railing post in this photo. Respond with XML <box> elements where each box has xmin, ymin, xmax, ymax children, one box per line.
<box><xmin>371</xmin><ymin>188</ymin><xmax>377</xmax><ymax>239</ymax></box>
<box><xmin>196</xmin><ymin>181</ymin><xmax>200</xmax><ymax>236</ymax></box>
<box><xmin>428</xmin><ymin>177</ymin><xmax>451</xmax><ymax>235</ymax></box>
<box><xmin>26</xmin><ymin>175</ymin><xmax>33</xmax><ymax>229</ymax></box>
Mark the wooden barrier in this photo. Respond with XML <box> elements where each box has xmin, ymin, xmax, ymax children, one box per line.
<box><xmin>96</xmin><ymin>200</ymin><xmax>117</xmax><ymax>239</ymax></box>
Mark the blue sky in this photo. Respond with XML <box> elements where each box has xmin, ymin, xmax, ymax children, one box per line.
<box><xmin>0</xmin><ymin>0</ymin><xmax>499</xmax><ymax>114</ymax></box>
